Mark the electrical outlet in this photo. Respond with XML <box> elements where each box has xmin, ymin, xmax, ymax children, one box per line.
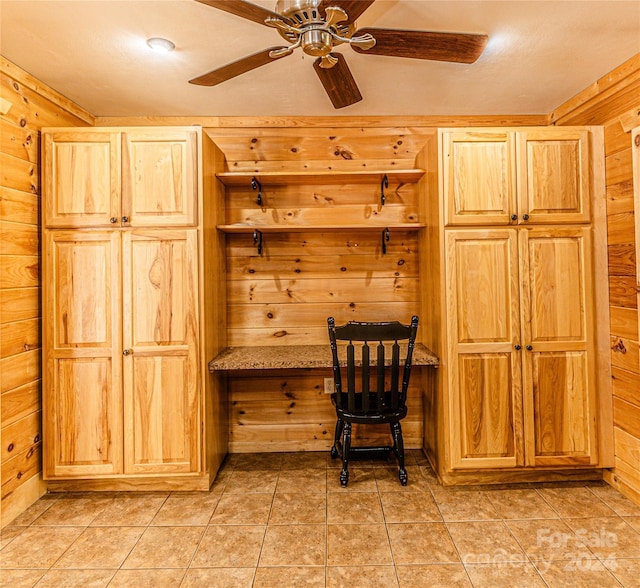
<box><xmin>324</xmin><ymin>378</ymin><xmax>335</xmax><ymax>394</ymax></box>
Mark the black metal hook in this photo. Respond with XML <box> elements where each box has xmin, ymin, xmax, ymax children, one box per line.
<box><xmin>380</xmin><ymin>174</ymin><xmax>388</xmax><ymax>206</ymax></box>
<box><xmin>381</xmin><ymin>227</ymin><xmax>390</xmax><ymax>254</ymax></box>
<box><xmin>253</xmin><ymin>229</ymin><xmax>263</xmax><ymax>255</ymax></box>
<box><xmin>251</xmin><ymin>177</ymin><xmax>263</xmax><ymax>206</ymax></box>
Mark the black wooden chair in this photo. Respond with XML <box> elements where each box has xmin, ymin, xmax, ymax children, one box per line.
<box><xmin>327</xmin><ymin>316</ymin><xmax>419</xmax><ymax>487</ymax></box>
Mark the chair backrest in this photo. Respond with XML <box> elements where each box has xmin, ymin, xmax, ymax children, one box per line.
<box><xmin>327</xmin><ymin>316</ymin><xmax>419</xmax><ymax>415</ymax></box>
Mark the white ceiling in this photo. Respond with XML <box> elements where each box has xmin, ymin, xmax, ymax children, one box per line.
<box><xmin>1</xmin><ymin>0</ymin><xmax>639</xmax><ymax>118</ymax></box>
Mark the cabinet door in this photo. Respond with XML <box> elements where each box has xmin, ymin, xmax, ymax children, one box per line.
<box><xmin>445</xmin><ymin>230</ymin><xmax>524</xmax><ymax>469</ymax></box>
<box><xmin>122</xmin><ymin>129</ymin><xmax>198</xmax><ymax>227</ymax></box>
<box><xmin>517</xmin><ymin>129</ymin><xmax>591</xmax><ymax>224</ymax></box>
<box><xmin>43</xmin><ymin>131</ymin><xmax>121</xmax><ymax>228</ymax></box>
<box><xmin>122</xmin><ymin>230</ymin><xmax>201</xmax><ymax>474</ymax></box>
<box><xmin>519</xmin><ymin>227</ymin><xmax>598</xmax><ymax>466</ymax></box>
<box><xmin>43</xmin><ymin>230</ymin><xmax>123</xmax><ymax>478</ymax></box>
<box><xmin>442</xmin><ymin>131</ymin><xmax>517</xmax><ymax>226</ymax></box>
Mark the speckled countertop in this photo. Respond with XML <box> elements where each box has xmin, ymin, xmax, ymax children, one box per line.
<box><xmin>208</xmin><ymin>343</ymin><xmax>439</xmax><ymax>372</ymax></box>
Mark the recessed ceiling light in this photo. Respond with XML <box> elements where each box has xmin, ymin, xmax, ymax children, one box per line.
<box><xmin>146</xmin><ymin>37</ymin><xmax>175</xmax><ymax>53</ymax></box>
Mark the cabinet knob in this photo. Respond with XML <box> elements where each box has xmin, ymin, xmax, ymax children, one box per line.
<box><xmin>526</xmin><ymin>345</ymin><xmax>533</xmax><ymax>351</ymax></box>
<box><xmin>109</xmin><ymin>217</ymin><xmax>118</xmax><ymax>224</ymax></box>
<box><xmin>122</xmin><ymin>216</ymin><xmax>130</xmax><ymax>223</ymax></box>
<box><xmin>123</xmin><ymin>349</ymin><xmax>133</xmax><ymax>356</ymax></box>
<box><xmin>510</xmin><ymin>214</ymin><xmax>518</xmax><ymax>221</ymax></box>
<box><xmin>514</xmin><ymin>344</ymin><xmax>522</xmax><ymax>351</ymax></box>
<box><xmin>522</xmin><ymin>214</ymin><xmax>530</xmax><ymax>221</ymax></box>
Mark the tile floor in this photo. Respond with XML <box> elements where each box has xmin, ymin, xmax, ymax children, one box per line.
<box><xmin>2</xmin><ymin>450</ymin><xmax>640</xmax><ymax>587</ymax></box>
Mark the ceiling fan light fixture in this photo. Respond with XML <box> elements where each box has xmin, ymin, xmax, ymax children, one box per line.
<box><xmin>275</xmin><ymin>0</ymin><xmax>322</xmax><ymax>24</ymax></box>
<box><xmin>301</xmin><ymin>29</ymin><xmax>332</xmax><ymax>56</ymax></box>
<box><xmin>146</xmin><ymin>37</ymin><xmax>176</xmax><ymax>53</ymax></box>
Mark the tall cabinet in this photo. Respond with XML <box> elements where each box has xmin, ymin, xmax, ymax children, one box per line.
<box><xmin>41</xmin><ymin>127</ymin><xmax>227</xmax><ymax>489</ymax></box>
<box><xmin>421</xmin><ymin>127</ymin><xmax>613</xmax><ymax>484</ymax></box>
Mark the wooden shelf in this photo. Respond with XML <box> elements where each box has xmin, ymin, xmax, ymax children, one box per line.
<box><xmin>217</xmin><ymin>223</ymin><xmax>425</xmax><ymax>233</ymax></box>
<box><xmin>216</xmin><ymin>169</ymin><xmax>425</xmax><ymax>186</ymax></box>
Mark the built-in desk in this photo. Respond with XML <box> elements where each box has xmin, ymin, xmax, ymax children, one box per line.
<box><xmin>208</xmin><ymin>343</ymin><xmax>439</xmax><ymax>372</ymax></box>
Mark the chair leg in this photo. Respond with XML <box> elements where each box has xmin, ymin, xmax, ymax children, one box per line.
<box><xmin>331</xmin><ymin>419</ymin><xmax>344</xmax><ymax>459</ymax></box>
<box><xmin>340</xmin><ymin>422</ymin><xmax>352</xmax><ymax>487</ymax></box>
<box><xmin>391</xmin><ymin>421</ymin><xmax>407</xmax><ymax>486</ymax></box>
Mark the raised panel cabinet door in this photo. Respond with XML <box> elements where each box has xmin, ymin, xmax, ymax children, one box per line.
<box><xmin>445</xmin><ymin>229</ymin><xmax>524</xmax><ymax>469</ymax></box>
<box><xmin>517</xmin><ymin>129</ymin><xmax>591</xmax><ymax>224</ymax></box>
<box><xmin>122</xmin><ymin>229</ymin><xmax>201</xmax><ymax>474</ymax></box>
<box><xmin>42</xmin><ymin>230</ymin><xmax>123</xmax><ymax>478</ymax></box>
<box><xmin>442</xmin><ymin>130</ymin><xmax>517</xmax><ymax>226</ymax></box>
<box><xmin>122</xmin><ymin>129</ymin><xmax>198</xmax><ymax>227</ymax></box>
<box><xmin>43</xmin><ymin>130</ymin><xmax>121</xmax><ymax>228</ymax></box>
<box><xmin>519</xmin><ymin>227</ymin><xmax>598</xmax><ymax>466</ymax></box>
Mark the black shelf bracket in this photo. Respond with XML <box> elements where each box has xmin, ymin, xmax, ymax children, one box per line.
<box><xmin>251</xmin><ymin>176</ymin><xmax>263</xmax><ymax>206</ymax></box>
<box><xmin>252</xmin><ymin>229</ymin><xmax>263</xmax><ymax>255</ymax></box>
<box><xmin>380</xmin><ymin>174</ymin><xmax>388</xmax><ymax>206</ymax></box>
<box><xmin>381</xmin><ymin>227</ymin><xmax>390</xmax><ymax>254</ymax></box>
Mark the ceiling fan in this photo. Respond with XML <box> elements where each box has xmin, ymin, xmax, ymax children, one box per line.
<box><xmin>190</xmin><ymin>0</ymin><xmax>488</xmax><ymax>109</ymax></box>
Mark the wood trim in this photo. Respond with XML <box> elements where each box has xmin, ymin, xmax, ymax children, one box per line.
<box><xmin>0</xmin><ymin>56</ymin><xmax>94</xmax><ymax>126</ymax></box>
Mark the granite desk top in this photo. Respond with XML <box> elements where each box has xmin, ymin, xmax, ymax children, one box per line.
<box><xmin>208</xmin><ymin>343</ymin><xmax>439</xmax><ymax>372</ymax></box>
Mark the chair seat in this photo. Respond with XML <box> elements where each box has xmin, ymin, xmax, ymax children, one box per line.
<box><xmin>332</xmin><ymin>392</ymin><xmax>407</xmax><ymax>424</ymax></box>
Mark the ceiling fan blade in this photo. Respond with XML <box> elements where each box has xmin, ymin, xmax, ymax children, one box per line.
<box><xmin>352</xmin><ymin>28</ymin><xmax>488</xmax><ymax>63</ymax></box>
<box><xmin>319</xmin><ymin>0</ymin><xmax>375</xmax><ymax>24</ymax></box>
<box><xmin>313</xmin><ymin>53</ymin><xmax>362</xmax><ymax>109</ymax></box>
<box><xmin>195</xmin><ymin>0</ymin><xmax>285</xmax><ymax>26</ymax></box>
<box><xmin>189</xmin><ymin>47</ymin><xmax>290</xmax><ymax>86</ymax></box>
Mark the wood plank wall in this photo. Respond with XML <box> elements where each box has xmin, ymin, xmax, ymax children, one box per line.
<box><xmin>551</xmin><ymin>53</ymin><xmax>640</xmax><ymax>504</ymax></box>
<box><xmin>0</xmin><ymin>57</ymin><xmax>93</xmax><ymax>526</ymax></box>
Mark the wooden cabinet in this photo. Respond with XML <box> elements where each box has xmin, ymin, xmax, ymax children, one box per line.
<box><xmin>42</xmin><ymin>126</ymin><xmax>225</xmax><ymax>489</ymax></box>
<box><xmin>422</xmin><ymin>126</ymin><xmax>612</xmax><ymax>484</ymax></box>
<box><xmin>43</xmin><ymin>128</ymin><xmax>197</xmax><ymax>228</ymax></box>
<box><xmin>443</xmin><ymin>128</ymin><xmax>590</xmax><ymax>226</ymax></box>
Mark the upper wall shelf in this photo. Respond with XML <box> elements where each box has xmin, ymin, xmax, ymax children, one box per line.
<box><xmin>216</xmin><ymin>169</ymin><xmax>425</xmax><ymax>186</ymax></box>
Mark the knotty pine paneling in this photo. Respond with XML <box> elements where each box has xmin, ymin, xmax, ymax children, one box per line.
<box><xmin>0</xmin><ymin>57</ymin><xmax>92</xmax><ymax>527</ymax></box>
<box><xmin>553</xmin><ymin>51</ymin><xmax>640</xmax><ymax>505</ymax></box>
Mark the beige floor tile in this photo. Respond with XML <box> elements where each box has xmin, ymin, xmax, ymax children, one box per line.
<box><xmin>505</xmin><ymin>518</ymin><xmax>596</xmax><ymax>561</ymax></box>
<box><xmin>0</xmin><ymin>526</ymin><xmax>84</xmax><ymax>568</ymax></box>
<box><xmin>380</xmin><ymin>491</ymin><xmax>442</xmax><ymax>523</ymax></box>
<box><xmin>53</xmin><ymin>526</ymin><xmax>144</xmax><ymax>568</ymax></box>
<box><xmin>375</xmin><ymin>466</ymin><xmax>429</xmax><ymax>492</ymax></box>
<box><xmin>536</xmin><ymin>558</ymin><xmax>622</xmax><ymax>587</ymax></box>
<box><xmin>624</xmin><ymin>516</ymin><xmax>640</xmax><ymax>533</ymax></box>
<box><xmin>446</xmin><ymin>521</ymin><xmax>527</xmax><ymax>564</ymax></box>
<box><xmin>589</xmin><ymin>485</ymin><xmax>640</xmax><ymax>517</ymax></box>
<box><xmin>259</xmin><ymin>524</ymin><xmax>326</xmax><ymax>566</ymax></box>
<box><xmin>396</xmin><ymin>563</ymin><xmax>471</xmax><ymax>587</ymax></box>
<box><xmin>327</xmin><ymin>523</ymin><xmax>392</xmax><ymax>566</ymax></box>
<box><xmin>327</xmin><ymin>491</ymin><xmax>383</xmax><ymax>524</ymax></box>
<box><xmin>254</xmin><ymin>566</ymin><xmax>326</xmax><ymax>587</ymax></box>
<box><xmin>602</xmin><ymin>558</ymin><xmax>640</xmax><ymax>587</ymax></box>
<box><xmin>191</xmin><ymin>525</ymin><xmax>265</xmax><ymax>568</ymax></box>
<box><xmin>182</xmin><ymin>567</ymin><xmax>255</xmax><ymax>587</ymax></box>
<box><xmin>563</xmin><ymin>516</ymin><xmax>640</xmax><ymax>558</ymax></box>
<box><xmin>269</xmin><ymin>493</ymin><xmax>326</xmax><ymax>524</ymax></box>
<box><xmin>464</xmin><ymin>562</ymin><xmax>547</xmax><ymax>587</ymax></box>
<box><xmin>209</xmin><ymin>492</ymin><xmax>273</xmax><ymax>525</ymax></box>
<box><xmin>151</xmin><ymin>492</ymin><xmax>219</xmax><ymax>525</ymax></box>
<box><xmin>108</xmin><ymin>568</ymin><xmax>186</xmax><ymax>587</ymax></box>
<box><xmin>282</xmin><ymin>452</ymin><xmax>328</xmax><ymax>469</ymax></box>
<box><xmin>327</xmin><ymin>565</ymin><xmax>399</xmax><ymax>588</ymax></box>
<box><xmin>387</xmin><ymin>522</ymin><xmax>460</xmax><ymax>564</ymax></box>
<box><xmin>91</xmin><ymin>492</ymin><xmax>168</xmax><ymax>526</ymax></box>
<box><xmin>431</xmin><ymin>488</ymin><xmax>500</xmax><ymax>522</ymax></box>
<box><xmin>5</xmin><ymin>496</ymin><xmax>58</xmax><ymax>527</ymax></box>
<box><xmin>32</xmin><ymin>495</ymin><xmax>115</xmax><ymax>526</ymax></box>
<box><xmin>276</xmin><ymin>468</ymin><xmax>327</xmax><ymax>493</ymax></box>
<box><xmin>235</xmin><ymin>452</ymin><xmax>284</xmax><ymax>470</ymax></box>
<box><xmin>0</xmin><ymin>525</ymin><xmax>24</xmax><ymax>550</ymax></box>
<box><xmin>35</xmin><ymin>568</ymin><xmax>116</xmax><ymax>587</ymax></box>
<box><xmin>224</xmin><ymin>469</ymin><xmax>279</xmax><ymax>493</ymax></box>
<box><xmin>536</xmin><ymin>487</ymin><xmax>617</xmax><ymax>518</ymax></box>
<box><xmin>0</xmin><ymin>568</ymin><xmax>45</xmax><ymax>587</ymax></box>
<box><xmin>485</xmin><ymin>488</ymin><xmax>559</xmax><ymax>519</ymax></box>
<box><xmin>121</xmin><ymin>526</ymin><xmax>204</xmax><ymax>569</ymax></box>
<box><xmin>327</xmin><ymin>467</ymin><xmax>377</xmax><ymax>492</ymax></box>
